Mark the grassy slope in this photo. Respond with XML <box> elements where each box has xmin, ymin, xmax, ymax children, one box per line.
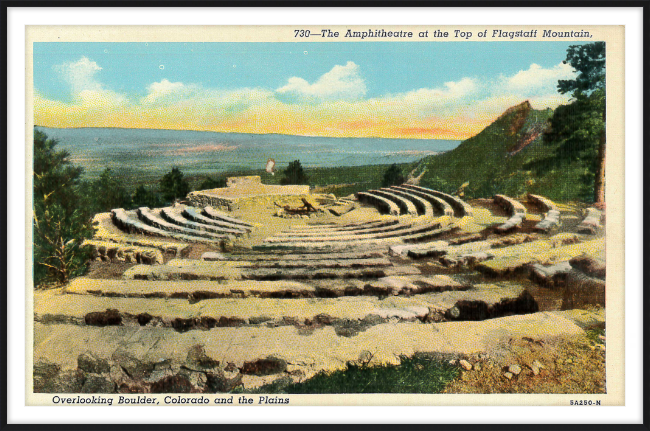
<box><xmin>411</xmin><ymin>102</ymin><xmax>591</xmax><ymax>202</ymax></box>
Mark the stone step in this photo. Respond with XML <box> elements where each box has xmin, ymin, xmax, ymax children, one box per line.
<box><xmin>527</xmin><ymin>194</ymin><xmax>558</xmax><ymax>212</ymax></box>
<box><xmin>203</xmin><ymin>206</ymin><xmax>255</xmax><ymax>228</ymax></box>
<box><xmin>289</xmin><ymin>219</ymin><xmax>400</xmax><ymax>232</ymax></box>
<box><xmin>384</xmin><ymin>187</ymin><xmax>435</xmax><ymax>217</ymax></box>
<box><xmin>161</xmin><ymin>207</ymin><xmax>247</xmax><ymax>236</ymax></box>
<box><xmin>35</xmin><ymin>282</ymin><xmax>535</xmax><ymax>331</ymax></box>
<box><xmin>356</xmin><ymin>191</ymin><xmax>401</xmax><ymax>216</ymax></box>
<box><xmin>534</xmin><ymin>209</ymin><xmax>561</xmax><ymax>233</ymax></box>
<box><xmin>392</xmin><ymin>186</ymin><xmax>454</xmax><ymax>217</ymax></box>
<box><xmin>273</xmin><ymin>220</ymin><xmax>422</xmax><ymax>238</ymax></box>
<box><xmin>476</xmin><ymin>238</ymin><xmax>604</xmax><ymax>277</ymax></box>
<box><xmin>111</xmin><ymin>209</ymin><xmax>220</xmax><ymax>245</ymax></box>
<box><xmin>401</xmin><ymin>185</ymin><xmax>473</xmax><ymax>217</ymax></box>
<box><xmin>232</xmin><ymin>251</ymin><xmax>386</xmax><ymax>261</ymax></box>
<box><xmin>123</xmin><ymin>260</ymin><xmax>421</xmax><ymax>281</ymax></box>
<box><xmin>137</xmin><ymin>207</ymin><xmax>230</xmax><ymax>241</ymax></box>
<box><xmin>183</xmin><ymin>206</ymin><xmax>252</xmax><ymax>232</ymax></box>
<box><xmin>577</xmin><ymin>208</ymin><xmax>602</xmax><ymax>234</ymax></box>
<box><xmin>82</xmin><ymin>240</ymin><xmax>164</xmax><ymax>264</ymax></box>
<box><xmin>368</xmin><ymin>189</ymin><xmax>418</xmax><ymax>216</ymax></box>
<box><xmin>264</xmin><ymin>219</ymin><xmax>441</xmax><ymax>243</ymax></box>
<box><xmin>33</xmin><ymin>308</ymin><xmax>603</xmax><ymax>392</ymax></box>
<box><xmin>64</xmin><ymin>275</ymin><xmax>468</xmax><ymax>300</ymax></box>
<box><xmin>494</xmin><ymin>194</ymin><xmax>528</xmax><ymax>216</ymax></box>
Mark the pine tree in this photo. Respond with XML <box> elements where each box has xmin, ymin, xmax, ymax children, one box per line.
<box><xmin>280</xmin><ymin>160</ymin><xmax>309</xmax><ymax>185</ymax></box>
<box><xmin>160</xmin><ymin>167</ymin><xmax>190</xmax><ymax>203</ymax></box>
<box><xmin>545</xmin><ymin>42</ymin><xmax>606</xmax><ymax>206</ymax></box>
<box><xmin>382</xmin><ymin>163</ymin><xmax>405</xmax><ymax>187</ymax></box>
<box><xmin>33</xmin><ymin>131</ymin><xmax>94</xmax><ymax>286</ymax></box>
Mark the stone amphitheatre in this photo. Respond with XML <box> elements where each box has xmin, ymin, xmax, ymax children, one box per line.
<box><xmin>33</xmin><ymin>175</ymin><xmax>606</xmax><ymax>394</ymax></box>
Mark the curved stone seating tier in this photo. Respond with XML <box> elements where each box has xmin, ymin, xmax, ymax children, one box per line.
<box><xmin>137</xmin><ymin>207</ymin><xmax>231</xmax><ymax>241</ymax></box>
<box><xmin>392</xmin><ymin>186</ymin><xmax>453</xmax><ymax>217</ymax></box>
<box><xmin>535</xmin><ymin>209</ymin><xmax>561</xmax><ymax>233</ymax></box>
<box><xmin>162</xmin><ymin>207</ymin><xmax>247</xmax><ymax>236</ymax></box>
<box><xmin>356</xmin><ymin>192</ymin><xmax>400</xmax><ymax>216</ymax></box>
<box><xmin>264</xmin><ymin>219</ymin><xmax>436</xmax><ymax>243</ymax></box>
<box><xmin>273</xmin><ymin>219</ymin><xmax>425</xmax><ymax>238</ymax></box>
<box><xmin>83</xmin><ymin>239</ymin><xmax>164</xmax><ymax>265</ymax></box>
<box><xmin>493</xmin><ymin>195</ymin><xmax>527</xmax><ymax>233</ymax></box>
<box><xmin>383</xmin><ymin>187</ymin><xmax>434</xmax><ymax>217</ymax></box>
<box><xmin>577</xmin><ymin>208</ymin><xmax>602</xmax><ymax>234</ymax></box>
<box><xmin>368</xmin><ymin>189</ymin><xmax>418</xmax><ymax>216</ymax></box>
<box><xmin>290</xmin><ymin>219</ymin><xmax>399</xmax><ymax>232</ymax></box>
<box><xmin>111</xmin><ymin>209</ymin><xmax>220</xmax><ymax>244</ymax></box>
<box><xmin>203</xmin><ymin>206</ymin><xmax>254</xmax><ymax>228</ymax></box>
<box><xmin>401</xmin><ymin>185</ymin><xmax>471</xmax><ymax>217</ymax></box>
<box><xmin>234</xmin><ymin>251</ymin><xmax>385</xmax><ymax>261</ymax></box>
<box><xmin>183</xmin><ymin>207</ymin><xmax>250</xmax><ymax>232</ymax></box>
<box><xmin>527</xmin><ymin>194</ymin><xmax>558</xmax><ymax>212</ymax></box>
<box><xmin>264</xmin><ymin>220</ymin><xmax>446</xmax><ymax>245</ymax></box>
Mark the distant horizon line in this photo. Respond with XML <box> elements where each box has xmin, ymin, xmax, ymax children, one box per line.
<box><xmin>33</xmin><ymin>125</ymin><xmax>463</xmax><ymax>142</ymax></box>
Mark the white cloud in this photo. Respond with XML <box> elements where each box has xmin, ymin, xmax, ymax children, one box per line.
<box><xmin>53</xmin><ymin>56</ymin><xmax>104</xmax><ymax>94</ymax></box>
<box><xmin>141</xmin><ymin>79</ymin><xmax>191</xmax><ymax>105</ymax></box>
<box><xmin>276</xmin><ymin>61</ymin><xmax>367</xmax><ymax>102</ymax></box>
<box><xmin>502</xmin><ymin>62</ymin><xmax>576</xmax><ymax>94</ymax></box>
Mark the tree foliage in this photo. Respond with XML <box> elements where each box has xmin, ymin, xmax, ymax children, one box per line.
<box><xmin>542</xmin><ymin>42</ymin><xmax>606</xmax><ymax>204</ymax></box>
<box><xmin>131</xmin><ymin>184</ymin><xmax>163</xmax><ymax>209</ymax></box>
<box><xmin>280</xmin><ymin>160</ymin><xmax>309</xmax><ymax>185</ymax></box>
<box><xmin>160</xmin><ymin>167</ymin><xmax>190</xmax><ymax>202</ymax></box>
<box><xmin>381</xmin><ymin>163</ymin><xmax>406</xmax><ymax>187</ymax></box>
<box><xmin>199</xmin><ymin>176</ymin><xmax>227</xmax><ymax>190</ymax></box>
<box><xmin>33</xmin><ymin>131</ymin><xmax>94</xmax><ymax>287</ymax></box>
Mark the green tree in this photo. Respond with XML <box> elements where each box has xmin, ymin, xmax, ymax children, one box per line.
<box><xmin>280</xmin><ymin>160</ymin><xmax>309</xmax><ymax>185</ymax></box>
<box><xmin>199</xmin><ymin>176</ymin><xmax>227</xmax><ymax>190</ymax></box>
<box><xmin>131</xmin><ymin>185</ymin><xmax>163</xmax><ymax>209</ymax></box>
<box><xmin>545</xmin><ymin>42</ymin><xmax>606</xmax><ymax>206</ymax></box>
<box><xmin>160</xmin><ymin>166</ymin><xmax>190</xmax><ymax>202</ymax></box>
<box><xmin>94</xmin><ymin>168</ymin><xmax>132</xmax><ymax>212</ymax></box>
<box><xmin>33</xmin><ymin>131</ymin><xmax>94</xmax><ymax>286</ymax></box>
<box><xmin>381</xmin><ymin>163</ymin><xmax>405</xmax><ymax>187</ymax></box>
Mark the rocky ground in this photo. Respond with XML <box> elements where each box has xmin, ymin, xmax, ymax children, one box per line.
<box><xmin>33</xmin><ymin>194</ymin><xmax>606</xmax><ymax>394</ymax></box>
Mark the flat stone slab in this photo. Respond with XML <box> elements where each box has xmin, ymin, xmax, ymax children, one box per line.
<box><xmin>83</xmin><ymin>240</ymin><xmax>164</xmax><ymax>265</ymax></box>
<box><xmin>64</xmin><ymin>278</ymin><xmax>318</xmax><ymax>299</ymax></box>
<box><xmin>477</xmin><ymin>238</ymin><xmax>604</xmax><ymax>277</ymax></box>
<box><xmin>37</xmin><ymin>281</ymin><xmax>532</xmax><ymax>329</ymax></box>
<box><xmin>201</xmin><ymin>252</ymin><xmax>228</xmax><ymax>261</ymax></box>
<box><xmin>33</xmin><ymin>308</ymin><xmax>601</xmax><ymax>391</ymax></box>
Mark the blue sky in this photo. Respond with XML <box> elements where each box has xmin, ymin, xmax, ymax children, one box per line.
<box><xmin>33</xmin><ymin>41</ymin><xmax>584</xmax><ymax>139</ymax></box>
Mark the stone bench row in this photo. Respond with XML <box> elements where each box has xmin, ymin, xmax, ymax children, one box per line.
<box><xmin>162</xmin><ymin>207</ymin><xmax>247</xmax><ymax>236</ymax></box>
<box><xmin>577</xmin><ymin>208</ymin><xmax>602</xmax><ymax>234</ymax></box>
<box><xmin>182</xmin><ymin>206</ymin><xmax>250</xmax><ymax>232</ymax></box>
<box><xmin>369</xmin><ymin>189</ymin><xmax>418</xmax><ymax>216</ymax></box>
<box><xmin>110</xmin><ymin>209</ymin><xmax>220</xmax><ymax>245</ymax></box>
<box><xmin>356</xmin><ymin>191</ymin><xmax>401</xmax><ymax>216</ymax></box>
<box><xmin>391</xmin><ymin>186</ymin><xmax>454</xmax><ymax>217</ymax></box>
<box><xmin>274</xmin><ymin>219</ymin><xmax>426</xmax><ymax>238</ymax></box>
<box><xmin>203</xmin><ymin>206</ymin><xmax>254</xmax><ymax>229</ymax></box>
<box><xmin>527</xmin><ymin>194</ymin><xmax>561</xmax><ymax>233</ymax></box>
<box><xmin>493</xmin><ymin>194</ymin><xmax>527</xmax><ymax>233</ymax></box>
<box><xmin>137</xmin><ymin>207</ymin><xmax>231</xmax><ymax>241</ymax></box>
<box><xmin>264</xmin><ymin>218</ymin><xmax>441</xmax><ymax>243</ymax></box>
<box><xmin>382</xmin><ymin>187</ymin><xmax>434</xmax><ymax>217</ymax></box>
<box><xmin>401</xmin><ymin>184</ymin><xmax>473</xmax><ymax>217</ymax></box>
<box><xmin>289</xmin><ymin>219</ymin><xmax>400</xmax><ymax>233</ymax></box>
<box><xmin>82</xmin><ymin>240</ymin><xmax>164</xmax><ymax>265</ymax></box>
<box><xmin>64</xmin><ymin>274</ymin><xmax>467</xmax><ymax>301</ymax></box>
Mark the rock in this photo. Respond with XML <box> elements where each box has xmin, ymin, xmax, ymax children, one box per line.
<box><xmin>504</xmin><ymin>372</ymin><xmax>514</xmax><ymax>380</ymax></box>
<box><xmin>474</xmin><ymin>363</ymin><xmax>481</xmax><ymax>372</ymax></box>
<box><xmin>202</xmin><ymin>252</ymin><xmax>227</xmax><ymax>261</ymax></box>
<box><xmin>448</xmin><ymin>359</ymin><xmax>457</xmax><ymax>366</ymax></box>
<box><xmin>240</xmin><ymin>357</ymin><xmax>287</xmax><ymax>376</ymax></box>
<box><xmin>508</xmin><ymin>364</ymin><xmax>522</xmax><ymax>375</ymax></box>
<box><xmin>186</xmin><ymin>345</ymin><xmax>220</xmax><ymax>370</ymax></box>
<box><xmin>33</xmin><ymin>360</ymin><xmax>61</xmax><ymax>393</ymax></box>
<box><xmin>78</xmin><ymin>352</ymin><xmax>110</xmax><ymax>374</ymax></box>
<box><xmin>459</xmin><ymin>359</ymin><xmax>472</xmax><ymax>371</ymax></box>
<box><xmin>81</xmin><ymin>374</ymin><xmax>116</xmax><ymax>393</ymax></box>
<box><xmin>84</xmin><ymin>309</ymin><xmax>122</xmax><ymax>327</ymax></box>
<box><xmin>532</xmin><ymin>360</ymin><xmax>545</xmax><ymax>369</ymax></box>
<box><xmin>530</xmin><ymin>363</ymin><xmax>540</xmax><ymax>376</ymax></box>
<box><xmin>150</xmin><ymin>374</ymin><xmax>195</xmax><ymax>393</ymax></box>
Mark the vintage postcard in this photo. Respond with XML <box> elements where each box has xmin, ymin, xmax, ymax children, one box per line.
<box><xmin>25</xmin><ymin>24</ymin><xmax>625</xmax><ymax>408</ymax></box>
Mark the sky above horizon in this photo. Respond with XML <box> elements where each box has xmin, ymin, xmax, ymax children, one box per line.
<box><xmin>34</xmin><ymin>41</ymin><xmax>583</xmax><ymax>140</ymax></box>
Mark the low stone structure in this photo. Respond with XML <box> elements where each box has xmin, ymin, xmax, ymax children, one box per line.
<box><xmin>188</xmin><ymin>176</ymin><xmax>311</xmax><ymax>211</ymax></box>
